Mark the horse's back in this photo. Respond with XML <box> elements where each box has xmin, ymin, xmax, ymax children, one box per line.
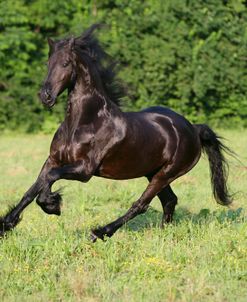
<box><xmin>125</xmin><ymin>106</ymin><xmax>196</xmax><ymax>138</ymax></box>
<box><xmin>141</xmin><ymin>106</ymin><xmax>193</xmax><ymax>128</ymax></box>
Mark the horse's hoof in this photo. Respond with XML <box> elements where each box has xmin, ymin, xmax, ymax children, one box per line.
<box><xmin>48</xmin><ymin>205</ymin><xmax>61</xmax><ymax>216</ymax></box>
<box><xmin>0</xmin><ymin>214</ymin><xmax>21</xmax><ymax>238</ymax></box>
<box><xmin>40</xmin><ymin>203</ymin><xmax>61</xmax><ymax>216</ymax></box>
<box><xmin>0</xmin><ymin>225</ymin><xmax>5</xmax><ymax>239</ymax></box>
<box><xmin>161</xmin><ymin>213</ymin><xmax>173</xmax><ymax>227</ymax></box>
<box><xmin>90</xmin><ymin>228</ymin><xmax>105</xmax><ymax>242</ymax></box>
<box><xmin>37</xmin><ymin>192</ymin><xmax>62</xmax><ymax>215</ymax></box>
<box><xmin>90</xmin><ymin>231</ymin><xmax>98</xmax><ymax>243</ymax></box>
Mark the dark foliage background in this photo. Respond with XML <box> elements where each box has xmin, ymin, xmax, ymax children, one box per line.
<box><xmin>0</xmin><ymin>0</ymin><xmax>247</xmax><ymax>132</ymax></box>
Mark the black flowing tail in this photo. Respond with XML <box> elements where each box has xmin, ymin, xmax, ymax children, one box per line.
<box><xmin>195</xmin><ymin>124</ymin><xmax>232</xmax><ymax>206</ymax></box>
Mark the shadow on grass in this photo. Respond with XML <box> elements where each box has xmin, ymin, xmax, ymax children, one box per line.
<box><xmin>125</xmin><ymin>206</ymin><xmax>245</xmax><ymax>233</ymax></box>
<box><xmin>72</xmin><ymin>206</ymin><xmax>245</xmax><ymax>238</ymax></box>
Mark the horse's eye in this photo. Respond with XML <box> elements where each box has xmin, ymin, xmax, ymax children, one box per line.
<box><xmin>63</xmin><ymin>62</ymin><xmax>69</xmax><ymax>67</ymax></box>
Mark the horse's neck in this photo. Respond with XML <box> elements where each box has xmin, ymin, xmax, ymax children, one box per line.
<box><xmin>65</xmin><ymin>77</ymin><xmax>122</xmax><ymax>132</ymax></box>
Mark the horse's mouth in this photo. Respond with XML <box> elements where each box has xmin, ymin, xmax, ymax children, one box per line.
<box><xmin>39</xmin><ymin>95</ymin><xmax>56</xmax><ymax>108</ymax></box>
<box><xmin>45</xmin><ymin>97</ymin><xmax>56</xmax><ymax>108</ymax></box>
<box><xmin>38</xmin><ymin>89</ymin><xmax>56</xmax><ymax>108</ymax></box>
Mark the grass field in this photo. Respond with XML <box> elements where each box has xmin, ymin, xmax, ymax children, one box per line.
<box><xmin>0</xmin><ymin>129</ymin><xmax>246</xmax><ymax>302</ymax></box>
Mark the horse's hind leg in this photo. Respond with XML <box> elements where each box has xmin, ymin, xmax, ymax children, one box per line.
<box><xmin>91</xmin><ymin>171</ymin><xmax>176</xmax><ymax>242</ymax></box>
<box><xmin>157</xmin><ymin>186</ymin><xmax>177</xmax><ymax>225</ymax></box>
<box><xmin>147</xmin><ymin>176</ymin><xmax>177</xmax><ymax>226</ymax></box>
<box><xmin>147</xmin><ymin>176</ymin><xmax>178</xmax><ymax>227</ymax></box>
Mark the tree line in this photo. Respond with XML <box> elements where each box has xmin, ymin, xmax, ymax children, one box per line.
<box><xmin>0</xmin><ymin>0</ymin><xmax>247</xmax><ymax>132</ymax></box>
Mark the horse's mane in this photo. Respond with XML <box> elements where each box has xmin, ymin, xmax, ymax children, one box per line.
<box><xmin>55</xmin><ymin>24</ymin><xmax>126</xmax><ymax>106</ymax></box>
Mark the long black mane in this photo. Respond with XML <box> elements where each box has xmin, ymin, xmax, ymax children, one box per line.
<box><xmin>53</xmin><ymin>24</ymin><xmax>126</xmax><ymax>106</ymax></box>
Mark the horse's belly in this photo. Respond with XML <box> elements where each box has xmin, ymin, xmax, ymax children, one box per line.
<box><xmin>96</xmin><ymin>149</ymin><xmax>165</xmax><ymax>180</ymax></box>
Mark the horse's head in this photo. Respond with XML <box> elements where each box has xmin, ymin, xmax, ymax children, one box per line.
<box><xmin>39</xmin><ymin>24</ymin><xmax>124</xmax><ymax>108</ymax></box>
<box><xmin>39</xmin><ymin>37</ymin><xmax>76</xmax><ymax>107</ymax></box>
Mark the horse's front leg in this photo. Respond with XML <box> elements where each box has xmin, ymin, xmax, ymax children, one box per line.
<box><xmin>0</xmin><ymin>158</ymin><xmax>54</xmax><ymax>237</ymax></box>
<box><xmin>36</xmin><ymin>161</ymin><xmax>94</xmax><ymax>215</ymax></box>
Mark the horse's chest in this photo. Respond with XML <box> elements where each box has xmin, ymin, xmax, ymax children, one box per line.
<box><xmin>50</xmin><ymin>133</ymin><xmax>95</xmax><ymax>165</ymax></box>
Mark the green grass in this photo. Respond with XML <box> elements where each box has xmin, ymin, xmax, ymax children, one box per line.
<box><xmin>0</xmin><ymin>129</ymin><xmax>246</xmax><ymax>302</ymax></box>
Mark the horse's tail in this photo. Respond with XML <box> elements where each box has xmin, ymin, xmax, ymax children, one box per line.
<box><xmin>194</xmin><ymin>124</ymin><xmax>232</xmax><ymax>206</ymax></box>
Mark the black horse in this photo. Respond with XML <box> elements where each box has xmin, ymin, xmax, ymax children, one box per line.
<box><xmin>0</xmin><ymin>24</ymin><xmax>232</xmax><ymax>241</ymax></box>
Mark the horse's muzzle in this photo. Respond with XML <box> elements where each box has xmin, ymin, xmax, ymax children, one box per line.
<box><xmin>38</xmin><ymin>88</ymin><xmax>56</xmax><ymax>108</ymax></box>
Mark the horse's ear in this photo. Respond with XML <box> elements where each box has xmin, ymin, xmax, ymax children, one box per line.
<box><xmin>47</xmin><ymin>38</ymin><xmax>55</xmax><ymax>51</ymax></box>
<box><xmin>69</xmin><ymin>36</ymin><xmax>75</xmax><ymax>51</ymax></box>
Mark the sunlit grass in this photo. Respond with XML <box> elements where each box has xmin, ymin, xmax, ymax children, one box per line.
<box><xmin>0</xmin><ymin>129</ymin><xmax>246</xmax><ymax>301</ymax></box>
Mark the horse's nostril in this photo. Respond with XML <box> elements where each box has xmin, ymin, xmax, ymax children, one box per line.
<box><xmin>45</xmin><ymin>89</ymin><xmax>51</xmax><ymax>98</ymax></box>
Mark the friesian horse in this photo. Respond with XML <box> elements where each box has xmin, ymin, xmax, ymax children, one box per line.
<box><xmin>0</xmin><ymin>24</ymin><xmax>232</xmax><ymax>241</ymax></box>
